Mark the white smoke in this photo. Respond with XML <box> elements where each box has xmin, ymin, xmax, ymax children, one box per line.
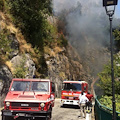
<box><xmin>53</xmin><ymin>0</ymin><xmax>120</xmax><ymax>76</ymax></box>
<box><xmin>53</xmin><ymin>0</ymin><xmax>101</xmax><ymax>13</ymax></box>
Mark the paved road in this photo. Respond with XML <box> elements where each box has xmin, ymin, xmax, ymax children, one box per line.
<box><xmin>0</xmin><ymin>99</ymin><xmax>91</xmax><ymax>120</ymax></box>
<box><xmin>52</xmin><ymin>99</ymin><xmax>91</xmax><ymax>120</ymax></box>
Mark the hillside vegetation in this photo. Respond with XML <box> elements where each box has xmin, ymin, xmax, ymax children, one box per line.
<box><xmin>0</xmin><ymin>0</ymin><xmax>68</xmax><ymax>77</ymax></box>
<box><xmin>0</xmin><ymin>0</ymin><xmax>88</xmax><ymax>100</ymax></box>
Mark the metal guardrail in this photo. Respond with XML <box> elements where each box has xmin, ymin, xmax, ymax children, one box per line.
<box><xmin>95</xmin><ymin>96</ymin><xmax>120</xmax><ymax>120</ymax></box>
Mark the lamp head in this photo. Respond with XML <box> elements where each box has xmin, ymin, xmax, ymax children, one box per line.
<box><xmin>103</xmin><ymin>0</ymin><xmax>118</xmax><ymax>6</ymax></box>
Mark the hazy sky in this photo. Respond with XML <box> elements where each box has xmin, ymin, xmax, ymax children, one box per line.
<box><xmin>53</xmin><ymin>0</ymin><xmax>119</xmax><ymax>18</ymax></box>
<box><xmin>115</xmin><ymin>0</ymin><xmax>120</xmax><ymax>18</ymax></box>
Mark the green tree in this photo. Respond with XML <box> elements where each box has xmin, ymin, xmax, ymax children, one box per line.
<box><xmin>98</xmin><ymin>63</ymin><xmax>112</xmax><ymax>95</ymax></box>
<box><xmin>99</xmin><ymin>95</ymin><xmax>120</xmax><ymax>113</ymax></box>
<box><xmin>114</xmin><ymin>28</ymin><xmax>120</xmax><ymax>41</ymax></box>
<box><xmin>5</xmin><ymin>0</ymin><xmax>52</xmax><ymax>47</ymax></box>
<box><xmin>98</xmin><ymin>54</ymin><xmax>120</xmax><ymax>95</ymax></box>
<box><xmin>113</xmin><ymin>28</ymin><xmax>120</xmax><ymax>49</ymax></box>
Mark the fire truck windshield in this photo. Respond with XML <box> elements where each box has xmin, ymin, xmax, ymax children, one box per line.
<box><xmin>11</xmin><ymin>81</ymin><xmax>49</xmax><ymax>92</ymax></box>
<box><xmin>63</xmin><ymin>83</ymin><xmax>81</xmax><ymax>91</ymax></box>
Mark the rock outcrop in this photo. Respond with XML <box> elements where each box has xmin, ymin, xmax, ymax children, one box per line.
<box><xmin>45</xmin><ymin>44</ymin><xmax>87</xmax><ymax>97</ymax></box>
<box><xmin>0</xmin><ymin>65</ymin><xmax>12</xmax><ymax>107</ymax></box>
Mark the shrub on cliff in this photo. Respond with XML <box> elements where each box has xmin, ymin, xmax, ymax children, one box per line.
<box><xmin>0</xmin><ymin>29</ymin><xmax>12</xmax><ymax>63</ymax></box>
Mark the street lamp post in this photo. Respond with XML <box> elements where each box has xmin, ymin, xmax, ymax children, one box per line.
<box><xmin>103</xmin><ymin>0</ymin><xmax>118</xmax><ymax>120</ymax></box>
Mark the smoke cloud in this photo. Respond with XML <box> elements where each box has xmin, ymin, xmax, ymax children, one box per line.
<box><xmin>53</xmin><ymin>0</ymin><xmax>120</xmax><ymax>77</ymax></box>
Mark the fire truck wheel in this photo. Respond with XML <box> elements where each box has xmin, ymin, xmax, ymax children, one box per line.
<box><xmin>45</xmin><ymin>117</ymin><xmax>51</xmax><ymax>120</ymax></box>
<box><xmin>61</xmin><ymin>104</ymin><xmax>66</xmax><ymax>108</ymax></box>
<box><xmin>49</xmin><ymin>111</ymin><xmax>52</xmax><ymax>118</ymax></box>
<box><xmin>2</xmin><ymin>116</ymin><xmax>12</xmax><ymax>120</ymax></box>
<box><xmin>48</xmin><ymin>117</ymin><xmax>51</xmax><ymax>120</ymax></box>
<box><xmin>48</xmin><ymin>106</ymin><xmax>52</xmax><ymax>118</ymax></box>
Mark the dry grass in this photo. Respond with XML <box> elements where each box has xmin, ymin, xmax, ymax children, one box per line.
<box><xmin>17</xmin><ymin>32</ymin><xmax>33</xmax><ymax>53</ymax></box>
<box><xmin>44</xmin><ymin>46</ymin><xmax>51</xmax><ymax>54</ymax></box>
<box><xmin>7</xmin><ymin>23</ymin><xmax>17</xmax><ymax>33</ymax></box>
<box><xmin>59</xmin><ymin>72</ymin><xmax>66</xmax><ymax>79</ymax></box>
<box><xmin>5</xmin><ymin>61</ymin><xmax>13</xmax><ymax>72</ymax></box>
<box><xmin>0</xmin><ymin>12</ymin><xmax>35</xmax><ymax>54</ymax></box>
<box><xmin>66</xmin><ymin>63</ymin><xmax>70</xmax><ymax>69</ymax></box>
<box><xmin>0</xmin><ymin>12</ymin><xmax>17</xmax><ymax>33</ymax></box>
<box><xmin>44</xmin><ymin>46</ymin><xmax>56</xmax><ymax>57</ymax></box>
<box><xmin>0</xmin><ymin>11</ymin><xmax>37</xmax><ymax>72</ymax></box>
<box><xmin>0</xmin><ymin>21</ymin><xmax>6</xmax><ymax>29</ymax></box>
<box><xmin>44</xmin><ymin>46</ymin><xmax>64</xmax><ymax>57</ymax></box>
<box><xmin>54</xmin><ymin>46</ymin><xmax>63</xmax><ymax>54</ymax></box>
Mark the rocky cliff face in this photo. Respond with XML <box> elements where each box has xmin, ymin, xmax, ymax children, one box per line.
<box><xmin>0</xmin><ymin>12</ymin><xmax>88</xmax><ymax>107</ymax></box>
<box><xmin>45</xmin><ymin>44</ymin><xmax>87</xmax><ymax>97</ymax></box>
<box><xmin>0</xmin><ymin>65</ymin><xmax>12</xmax><ymax>107</ymax></box>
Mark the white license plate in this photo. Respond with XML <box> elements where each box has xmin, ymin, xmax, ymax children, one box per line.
<box><xmin>18</xmin><ymin>113</ymin><xmax>25</xmax><ymax>116</ymax></box>
<box><xmin>3</xmin><ymin>112</ymin><xmax>12</xmax><ymax>116</ymax></box>
<box><xmin>31</xmin><ymin>108</ymin><xmax>38</xmax><ymax>110</ymax></box>
<box><xmin>69</xmin><ymin>97</ymin><xmax>73</xmax><ymax>99</ymax></box>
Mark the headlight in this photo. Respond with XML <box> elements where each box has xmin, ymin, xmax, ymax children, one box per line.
<box><xmin>40</xmin><ymin>103</ymin><xmax>45</xmax><ymax>108</ymax></box>
<box><xmin>6</xmin><ymin>102</ymin><xmax>10</xmax><ymax>107</ymax></box>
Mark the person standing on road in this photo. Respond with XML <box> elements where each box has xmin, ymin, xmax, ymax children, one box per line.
<box><xmin>86</xmin><ymin>92</ymin><xmax>93</xmax><ymax>112</ymax></box>
<box><xmin>79</xmin><ymin>91</ymin><xmax>89</xmax><ymax>118</ymax></box>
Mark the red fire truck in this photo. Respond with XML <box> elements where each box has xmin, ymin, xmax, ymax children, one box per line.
<box><xmin>2</xmin><ymin>78</ymin><xmax>55</xmax><ymax>120</ymax></box>
<box><xmin>61</xmin><ymin>80</ymin><xmax>88</xmax><ymax>106</ymax></box>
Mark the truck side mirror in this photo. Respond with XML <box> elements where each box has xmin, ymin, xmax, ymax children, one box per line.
<box><xmin>84</xmin><ymin>86</ymin><xmax>86</xmax><ymax>90</ymax></box>
<box><xmin>52</xmin><ymin>83</ymin><xmax>55</xmax><ymax>93</ymax></box>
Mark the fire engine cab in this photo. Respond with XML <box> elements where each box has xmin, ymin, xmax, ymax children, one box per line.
<box><xmin>2</xmin><ymin>78</ymin><xmax>55</xmax><ymax>120</ymax></box>
<box><xmin>61</xmin><ymin>80</ymin><xmax>88</xmax><ymax>106</ymax></box>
